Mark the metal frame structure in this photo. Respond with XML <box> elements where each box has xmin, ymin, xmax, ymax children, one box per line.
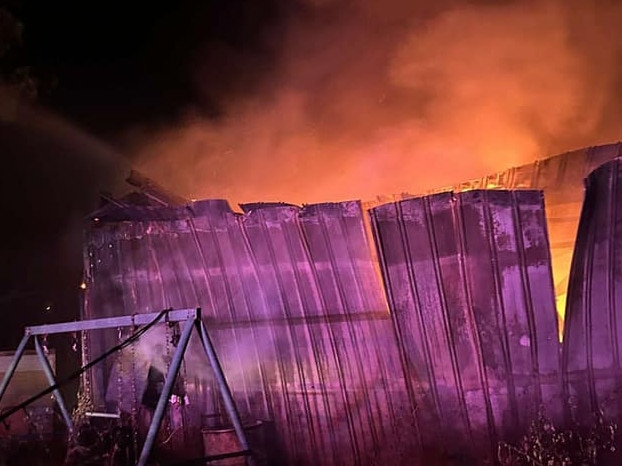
<box><xmin>0</xmin><ymin>308</ymin><xmax>252</xmax><ymax>466</ymax></box>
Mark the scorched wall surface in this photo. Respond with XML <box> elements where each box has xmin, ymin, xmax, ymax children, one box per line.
<box><xmin>83</xmin><ymin>200</ymin><xmax>414</xmax><ymax>465</ymax></box>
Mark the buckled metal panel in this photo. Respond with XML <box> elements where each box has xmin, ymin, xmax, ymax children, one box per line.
<box><xmin>83</xmin><ymin>199</ymin><xmax>413</xmax><ymax>465</ymax></box>
<box><xmin>370</xmin><ymin>190</ymin><xmax>561</xmax><ymax>462</ymax></box>
<box><xmin>562</xmin><ymin>157</ymin><xmax>622</xmax><ymax>424</ymax></box>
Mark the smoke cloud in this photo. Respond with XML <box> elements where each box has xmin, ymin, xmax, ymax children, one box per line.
<box><xmin>126</xmin><ymin>0</ymin><xmax>622</xmax><ymax>205</ymax></box>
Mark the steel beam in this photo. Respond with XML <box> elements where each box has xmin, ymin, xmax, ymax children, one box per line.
<box><xmin>25</xmin><ymin>308</ymin><xmax>199</xmax><ymax>335</ymax></box>
<box><xmin>2</xmin><ymin>308</ymin><xmax>252</xmax><ymax>466</ymax></box>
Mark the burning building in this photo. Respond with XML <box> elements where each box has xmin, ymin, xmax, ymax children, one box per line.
<box><xmin>2</xmin><ymin>141</ymin><xmax>620</xmax><ymax>464</ymax></box>
<box><xmin>429</xmin><ymin>141</ymin><xmax>622</xmax><ymax>334</ymax></box>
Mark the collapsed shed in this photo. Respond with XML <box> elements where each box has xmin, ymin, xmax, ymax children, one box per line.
<box><xmin>1</xmin><ymin>141</ymin><xmax>614</xmax><ymax>464</ymax></box>
<box><xmin>79</xmin><ymin>155</ymin><xmax>593</xmax><ymax>464</ymax></box>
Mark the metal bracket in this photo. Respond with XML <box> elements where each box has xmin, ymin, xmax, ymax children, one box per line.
<box><xmin>0</xmin><ymin>308</ymin><xmax>252</xmax><ymax>466</ymax></box>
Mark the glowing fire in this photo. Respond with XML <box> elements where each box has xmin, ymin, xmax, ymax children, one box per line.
<box><xmin>127</xmin><ymin>2</ymin><xmax>620</xmax><ymax>207</ymax></box>
<box><xmin>120</xmin><ymin>1</ymin><xmax>621</xmax><ymax>341</ymax></box>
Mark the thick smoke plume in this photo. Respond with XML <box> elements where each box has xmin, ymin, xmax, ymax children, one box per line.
<box><xmin>128</xmin><ymin>0</ymin><xmax>622</xmax><ymax>205</ymax></box>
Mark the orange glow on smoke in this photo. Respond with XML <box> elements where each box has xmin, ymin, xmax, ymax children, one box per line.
<box><xmin>124</xmin><ymin>1</ymin><xmax>622</xmax><ymax>336</ymax></box>
<box><xmin>128</xmin><ymin>1</ymin><xmax>621</xmax><ymax>207</ymax></box>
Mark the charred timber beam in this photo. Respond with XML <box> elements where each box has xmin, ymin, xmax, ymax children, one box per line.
<box><xmin>126</xmin><ymin>169</ymin><xmax>188</xmax><ymax>206</ymax></box>
<box><xmin>99</xmin><ymin>191</ymin><xmax>127</xmax><ymax>207</ymax></box>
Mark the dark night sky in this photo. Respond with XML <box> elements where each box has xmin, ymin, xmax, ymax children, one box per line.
<box><xmin>3</xmin><ymin>0</ymin><xmax>622</xmax><ymax>351</ymax></box>
<box><xmin>0</xmin><ymin>0</ymin><xmax>288</xmax><ymax>348</ymax></box>
<box><xmin>20</xmin><ymin>0</ymin><xmax>285</xmax><ymax>134</ymax></box>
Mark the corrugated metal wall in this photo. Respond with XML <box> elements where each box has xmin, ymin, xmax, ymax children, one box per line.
<box><xmin>426</xmin><ymin>142</ymin><xmax>622</xmax><ymax>328</ymax></box>
<box><xmin>84</xmin><ymin>200</ymin><xmax>416</xmax><ymax>465</ymax></box>
<box><xmin>562</xmin><ymin>157</ymin><xmax>622</xmax><ymax>425</ymax></box>
<box><xmin>78</xmin><ymin>142</ymin><xmax>622</xmax><ymax>464</ymax></box>
<box><xmin>369</xmin><ymin>190</ymin><xmax>561</xmax><ymax>460</ymax></box>
<box><xmin>83</xmin><ymin>187</ymin><xmax>566</xmax><ymax>464</ymax></box>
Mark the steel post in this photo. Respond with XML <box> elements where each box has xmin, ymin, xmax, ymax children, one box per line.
<box><xmin>137</xmin><ymin>316</ymin><xmax>195</xmax><ymax>466</ymax></box>
<box><xmin>197</xmin><ymin>320</ymin><xmax>252</xmax><ymax>465</ymax></box>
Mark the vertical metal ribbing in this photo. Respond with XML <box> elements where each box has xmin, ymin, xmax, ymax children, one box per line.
<box><xmin>151</xmin><ymin>226</ymin><xmax>180</xmax><ymax>308</ymax></box>
<box><xmin>481</xmin><ymin>193</ymin><xmax>518</xmax><ymax>426</ymax></box>
<box><xmin>115</xmin><ymin>224</ymin><xmax>148</xmax><ymax>438</ymax></box>
<box><xmin>165</xmin><ymin>216</ymin><xmax>201</xmax><ymax>309</ymax></box>
<box><xmin>192</xmin><ymin>214</ymin><xmax>252</xmax><ymax>415</ymax></box>
<box><xmin>125</xmin><ymin>226</ymin><xmax>168</xmax><ymax>447</ymax></box>
<box><xmin>186</xmin><ymin>216</ymin><xmax>224</xmax><ymax>418</ymax></box>
<box><xmin>224</xmin><ymin>217</ymin><xmax>272</xmax><ymax>419</ymax></box>
<box><xmin>452</xmin><ymin>195</ymin><xmax>497</xmax><ymax>451</ymax></box>
<box><xmin>237</xmin><ymin>216</ymin><xmax>292</xmax><ymax>459</ymax></box>
<box><xmin>302</xmin><ymin>208</ymin><xmax>361</xmax><ymax>464</ymax></box>
<box><xmin>266</xmin><ymin>209</ymin><xmax>322</xmax><ymax>463</ymax></box>
<box><xmin>582</xmin><ymin>201</ymin><xmax>598</xmax><ymax>410</ymax></box>
<box><xmin>143</xmin><ymin>231</ymin><xmax>168</xmax><ymax>311</ymax></box>
<box><xmin>514</xmin><ymin>192</ymin><xmax>551</xmax><ymax>405</ymax></box>
<box><xmin>368</xmin><ymin>205</ymin><xmax>423</xmax><ymax>451</ymax></box>
<box><xmin>123</xmin><ymin>227</ymin><xmax>148</xmax><ymax>315</ymax></box>
<box><xmin>321</xmin><ymin>207</ymin><xmax>379</xmax><ymax>461</ymax></box>
<box><xmin>251</xmin><ymin>208</ymin><xmax>321</xmax><ymax>465</ymax></box>
<box><xmin>562</xmin><ymin>157</ymin><xmax>622</xmax><ymax>420</ymax></box>
<box><xmin>150</xmin><ymin>225</ymin><xmax>194</xmax><ymax>444</ymax></box>
<box><xmin>81</xmin><ymin>236</ymin><xmax>95</xmax><ymax>410</ymax></box>
<box><xmin>186</xmin><ymin>217</ymin><xmax>219</xmax><ymax>323</ymax></box>
<box><xmin>88</xmin><ymin>227</ymin><xmax>119</xmax><ymax>409</ymax></box>
<box><xmin>289</xmin><ymin>212</ymin><xmax>340</xmax><ymax>465</ymax></box>
<box><xmin>424</xmin><ymin>196</ymin><xmax>474</xmax><ymax>443</ymax></box>
<box><xmin>236</xmin><ymin>217</ymin><xmax>296</xmax><ymax>464</ymax></box>
<box><xmin>561</xmin><ymin>176</ymin><xmax>592</xmax><ymax>421</ymax></box>
<box><xmin>334</xmin><ymin>205</ymin><xmax>399</xmax><ymax>459</ymax></box>
<box><xmin>394</xmin><ymin>200</ymin><xmax>446</xmax><ymax>445</ymax></box>
<box><xmin>607</xmin><ymin>162</ymin><xmax>620</xmax><ymax>374</ymax></box>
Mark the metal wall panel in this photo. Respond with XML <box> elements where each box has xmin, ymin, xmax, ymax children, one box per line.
<box><xmin>362</xmin><ymin>142</ymin><xmax>622</xmax><ymax>331</ymax></box>
<box><xmin>83</xmin><ymin>199</ymin><xmax>415</xmax><ymax>465</ymax></box>
<box><xmin>81</xmin><ymin>147</ymin><xmax>598</xmax><ymax>464</ymax></box>
<box><xmin>562</xmin><ymin>157</ymin><xmax>622</xmax><ymax>424</ymax></box>
<box><xmin>370</xmin><ymin>190</ymin><xmax>561</xmax><ymax>462</ymax></box>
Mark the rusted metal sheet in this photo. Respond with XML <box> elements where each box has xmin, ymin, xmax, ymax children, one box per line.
<box><xmin>237</xmin><ymin>202</ymin><xmax>413</xmax><ymax>465</ymax></box>
<box><xmin>83</xmin><ymin>176</ymin><xmax>583</xmax><ymax>463</ymax></box>
<box><xmin>427</xmin><ymin>142</ymin><xmax>622</xmax><ymax>196</ymax></box>
<box><xmin>83</xmin><ymin>199</ymin><xmax>414</xmax><ymax>465</ymax></box>
<box><xmin>370</xmin><ymin>190</ymin><xmax>561</xmax><ymax>462</ymax></box>
<box><xmin>362</xmin><ymin>142</ymin><xmax>622</xmax><ymax>330</ymax></box>
<box><xmin>562</xmin><ymin>157</ymin><xmax>622</xmax><ymax>424</ymax></box>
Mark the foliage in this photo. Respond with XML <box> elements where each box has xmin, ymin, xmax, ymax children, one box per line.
<box><xmin>498</xmin><ymin>410</ymin><xmax>617</xmax><ymax>466</ymax></box>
